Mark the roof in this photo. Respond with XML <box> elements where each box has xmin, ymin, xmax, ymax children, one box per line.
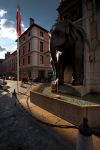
<box><xmin>19</xmin><ymin>22</ymin><xmax>49</xmax><ymax>39</ymax></box>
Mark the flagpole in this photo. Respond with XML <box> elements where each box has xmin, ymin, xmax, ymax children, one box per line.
<box><xmin>16</xmin><ymin>3</ymin><xmax>21</xmax><ymax>93</ymax></box>
<box><xmin>17</xmin><ymin>36</ymin><xmax>19</xmax><ymax>93</ymax></box>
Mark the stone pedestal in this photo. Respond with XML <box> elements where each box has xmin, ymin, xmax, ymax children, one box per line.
<box><xmin>51</xmin><ymin>81</ymin><xmax>88</xmax><ymax>97</ymax></box>
<box><xmin>30</xmin><ymin>91</ymin><xmax>100</xmax><ymax>127</ymax></box>
<box><xmin>59</xmin><ymin>85</ymin><xmax>87</xmax><ymax>97</ymax></box>
<box><xmin>64</xmin><ymin>67</ymin><xmax>73</xmax><ymax>84</ymax></box>
<box><xmin>51</xmin><ymin>81</ymin><xmax>57</xmax><ymax>92</ymax></box>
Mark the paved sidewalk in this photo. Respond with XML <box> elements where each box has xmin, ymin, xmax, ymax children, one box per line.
<box><xmin>2</xmin><ymin>80</ymin><xmax>100</xmax><ymax>150</ymax></box>
<box><xmin>0</xmin><ymin>90</ymin><xmax>70</xmax><ymax>150</ymax></box>
<box><xmin>17</xmin><ymin>93</ymin><xmax>100</xmax><ymax>150</ymax></box>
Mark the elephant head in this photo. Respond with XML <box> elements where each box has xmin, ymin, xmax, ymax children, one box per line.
<box><xmin>50</xmin><ymin>20</ymin><xmax>78</xmax><ymax>51</ymax></box>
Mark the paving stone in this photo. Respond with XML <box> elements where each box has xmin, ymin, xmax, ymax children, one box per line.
<box><xmin>0</xmin><ymin>93</ymin><xmax>69</xmax><ymax>150</ymax></box>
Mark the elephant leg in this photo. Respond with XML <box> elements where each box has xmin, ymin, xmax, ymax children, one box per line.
<box><xmin>50</xmin><ymin>58</ymin><xmax>56</xmax><ymax>80</ymax></box>
<box><xmin>72</xmin><ymin>59</ymin><xmax>83</xmax><ymax>85</ymax></box>
<box><xmin>50</xmin><ymin>50</ymin><xmax>58</xmax><ymax>80</ymax></box>
<box><xmin>72</xmin><ymin>38</ymin><xmax>84</xmax><ymax>85</ymax></box>
<box><xmin>57</xmin><ymin>53</ymin><xmax>64</xmax><ymax>85</ymax></box>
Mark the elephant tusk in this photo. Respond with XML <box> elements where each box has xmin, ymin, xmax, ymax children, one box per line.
<box><xmin>56</xmin><ymin>51</ymin><xmax>62</xmax><ymax>62</ymax></box>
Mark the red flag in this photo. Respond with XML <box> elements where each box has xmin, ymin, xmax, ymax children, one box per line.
<box><xmin>16</xmin><ymin>4</ymin><xmax>22</xmax><ymax>37</ymax></box>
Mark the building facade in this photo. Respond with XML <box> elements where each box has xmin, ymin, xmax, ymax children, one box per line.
<box><xmin>18</xmin><ymin>18</ymin><xmax>51</xmax><ymax>81</ymax></box>
<box><xmin>0</xmin><ymin>59</ymin><xmax>4</xmax><ymax>76</ymax></box>
<box><xmin>57</xmin><ymin>0</ymin><xmax>100</xmax><ymax>93</ymax></box>
<box><xmin>2</xmin><ymin>51</ymin><xmax>17</xmax><ymax>78</ymax></box>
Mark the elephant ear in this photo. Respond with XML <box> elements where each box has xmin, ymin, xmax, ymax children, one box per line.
<box><xmin>70</xmin><ymin>24</ymin><xmax>78</xmax><ymax>40</ymax></box>
<box><xmin>65</xmin><ymin>20</ymin><xmax>78</xmax><ymax>41</ymax></box>
<box><xmin>65</xmin><ymin>21</ymin><xmax>70</xmax><ymax>35</ymax></box>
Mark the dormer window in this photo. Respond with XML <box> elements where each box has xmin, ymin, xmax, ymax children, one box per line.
<box><xmin>23</xmin><ymin>36</ymin><xmax>25</xmax><ymax>41</ymax></box>
<box><xmin>40</xmin><ymin>31</ymin><xmax>44</xmax><ymax>37</ymax></box>
<box><xmin>28</xmin><ymin>32</ymin><xmax>30</xmax><ymax>36</ymax></box>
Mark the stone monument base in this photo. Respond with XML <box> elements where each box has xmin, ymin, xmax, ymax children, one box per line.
<box><xmin>30</xmin><ymin>90</ymin><xmax>100</xmax><ymax>127</ymax></box>
<box><xmin>51</xmin><ymin>82</ymin><xmax>88</xmax><ymax>97</ymax></box>
<box><xmin>59</xmin><ymin>85</ymin><xmax>88</xmax><ymax>97</ymax></box>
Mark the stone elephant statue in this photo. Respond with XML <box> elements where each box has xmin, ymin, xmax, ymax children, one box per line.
<box><xmin>50</xmin><ymin>19</ymin><xmax>88</xmax><ymax>85</ymax></box>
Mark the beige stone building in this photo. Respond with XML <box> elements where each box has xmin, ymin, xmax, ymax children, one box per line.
<box><xmin>58</xmin><ymin>0</ymin><xmax>100</xmax><ymax>93</ymax></box>
<box><xmin>18</xmin><ymin>18</ymin><xmax>51</xmax><ymax>81</ymax></box>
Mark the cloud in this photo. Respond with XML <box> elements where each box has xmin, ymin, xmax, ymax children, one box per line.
<box><xmin>0</xmin><ymin>9</ymin><xmax>27</xmax><ymax>58</ymax></box>
<box><xmin>3</xmin><ymin>20</ymin><xmax>15</xmax><ymax>28</ymax></box>
<box><xmin>0</xmin><ymin>45</ymin><xmax>7</xmax><ymax>52</ymax></box>
<box><xmin>0</xmin><ymin>9</ymin><xmax>7</xmax><ymax>18</ymax></box>
<box><xmin>0</xmin><ymin>18</ymin><xmax>17</xmax><ymax>40</ymax></box>
<box><xmin>0</xmin><ymin>9</ymin><xmax>27</xmax><ymax>41</ymax></box>
<box><xmin>0</xmin><ymin>19</ymin><xmax>27</xmax><ymax>40</ymax></box>
<box><xmin>22</xmin><ymin>22</ymin><xmax>27</xmax><ymax>31</ymax></box>
<box><xmin>10</xmin><ymin>45</ymin><xmax>17</xmax><ymax>52</ymax></box>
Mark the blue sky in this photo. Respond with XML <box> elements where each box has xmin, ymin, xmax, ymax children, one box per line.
<box><xmin>0</xmin><ymin>0</ymin><xmax>59</xmax><ymax>59</ymax></box>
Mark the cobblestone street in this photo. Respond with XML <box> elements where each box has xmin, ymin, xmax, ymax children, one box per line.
<box><xmin>0</xmin><ymin>90</ymin><xmax>69</xmax><ymax>150</ymax></box>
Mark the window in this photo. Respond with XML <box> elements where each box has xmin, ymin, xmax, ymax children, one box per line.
<box><xmin>40</xmin><ymin>55</ymin><xmax>43</xmax><ymax>64</ymax></box>
<box><xmin>23</xmin><ymin>58</ymin><xmax>24</xmax><ymax>65</ymax></box>
<box><xmin>23</xmin><ymin>46</ymin><xmax>25</xmax><ymax>55</ymax></box>
<box><xmin>19</xmin><ymin>49</ymin><xmax>20</xmax><ymax>56</ymax></box>
<box><xmin>40</xmin><ymin>41</ymin><xmax>44</xmax><ymax>52</ymax></box>
<box><xmin>28</xmin><ymin>32</ymin><xmax>30</xmax><ymax>36</ymax></box>
<box><xmin>28</xmin><ymin>42</ymin><xmax>30</xmax><ymax>51</ymax></box>
<box><xmin>28</xmin><ymin>56</ymin><xmax>30</xmax><ymax>64</ymax></box>
<box><xmin>23</xmin><ymin>36</ymin><xmax>25</xmax><ymax>41</ymax></box>
<box><xmin>38</xmin><ymin>70</ymin><xmax>45</xmax><ymax>79</ymax></box>
<box><xmin>40</xmin><ymin>31</ymin><xmax>44</xmax><ymax>37</ymax></box>
<box><xmin>28</xmin><ymin>71</ymin><xmax>31</xmax><ymax>79</ymax></box>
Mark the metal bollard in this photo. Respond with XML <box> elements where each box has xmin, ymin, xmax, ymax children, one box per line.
<box><xmin>76</xmin><ymin>118</ymin><xmax>93</xmax><ymax>150</ymax></box>
<box><xmin>12</xmin><ymin>89</ymin><xmax>17</xmax><ymax>106</ymax></box>
<box><xmin>13</xmin><ymin>89</ymin><xmax>16</xmax><ymax>96</ymax></box>
<box><xmin>76</xmin><ymin>131</ymin><xmax>93</xmax><ymax>150</ymax></box>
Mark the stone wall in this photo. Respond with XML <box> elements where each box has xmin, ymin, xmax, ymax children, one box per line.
<box><xmin>30</xmin><ymin>91</ymin><xmax>100</xmax><ymax>127</ymax></box>
<box><xmin>82</xmin><ymin>0</ymin><xmax>100</xmax><ymax>93</ymax></box>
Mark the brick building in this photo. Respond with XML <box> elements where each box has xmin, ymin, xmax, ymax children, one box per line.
<box><xmin>0</xmin><ymin>59</ymin><xmax>4</xmax><ymax>76</ymax></box>
<box><xmin>2</xmin><ymin>51</ymin><xmax>17</xmax><ymax>78</ymax></box>
<box><xmin>18</xmin><ymin>18</ymin><xmax>51</xmax><ymax>81</ymax></box>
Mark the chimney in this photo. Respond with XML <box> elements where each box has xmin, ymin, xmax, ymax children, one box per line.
<box><xmin>30</xmin><ymin>18</ymin><xmax>34</xmax><ymax>26</ymax></box>
<box><xmin>5</xmin><ymin>52</ymin><xmax>10</xmax><ymax>59</ymax></box>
